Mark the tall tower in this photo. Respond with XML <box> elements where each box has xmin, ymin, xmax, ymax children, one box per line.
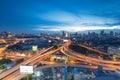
<box><xmin>62</xmin><ymin>31</ymin><xmax>65</xmax><ymax>37</ymax></box>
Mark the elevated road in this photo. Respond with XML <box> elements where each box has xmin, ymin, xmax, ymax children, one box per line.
<box><xmin>64</xmin><ymin>40</ymin><xmax>120</xmax><ymax>65</ymax></box>
<box><xmin>0</xmin><ymin>46</ymin><xmax>54</xmax><ymax>80</ymax></box>
<box><xmin>1</xmin><ymin>40</ymin><xmax>120</xmax><ymax>80</ymax></box>
<box><xmin>79</xmin><ymin>44</ymin><xmax>107</xmax><ymax>54</ymax></box>
<box><xmin>0</xmin><ymin>40</ymin><xmax>20</xmax><ymax>55</ymax></box>
<box><xmin>66</xmin><ymin>48</ymin><xmax>120</xmax><ymax>65</ymax></box>
<box><xmin>0</xmin><ymin>45</ymin><xmax>8</xmax><ymax>54</ymax></box>
<box><xmin>0</xmin><ymin>39</ymin><xmax>6</xmax><ymax>43</ymax></box>
<box><xmin>61</xmin><ymin>48</ymin><xmax>118</xmax><ymax>70</ymax></box>
<box><xmin>12</xmin><ymin>63</ymin><xmax>115</xmax><ymax>80</ymax></box>
<box><xmin>1</xmin><ymin>47</ymin><xmax>63</xmax><ymax>80</ymax></box>
<box><xmin>63</xmin><ymin>47</ymin><xmax>120</xmax><ymax>70</ymax></box>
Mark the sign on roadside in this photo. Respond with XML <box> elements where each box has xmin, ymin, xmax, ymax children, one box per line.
<box><xmin>32</xmin><ymin>46</ymin><xmax>38</xmax><ymax>51</ymax></box>
<box><xmin>20</xmin><ymin>65</ymin><xmax>33</xmax><ymax>74</ymax></box>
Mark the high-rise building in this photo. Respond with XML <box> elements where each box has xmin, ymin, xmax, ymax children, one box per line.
<box><xmin>62</xmin><ymin>31</ymin><xmax>69</xmax><ymax>37</ymax></box>
<box><xmin>8</xmin><ymin>32</ymin><xmax>13</xmax><ymax>38</ymax></box>
<box><xmin>100</xmin><ymin>30</ymin><xmax>104</xmax><ymax>36</ymax></box>
<box><xmin>110</xmin><ymin>31</ymin><xmax>114</xmax><ymax>36</ymax></box>
<box><xmin>62</xmin><ymin>31</ymin><xmax>65</xmax><ymax>37</ymax></box>
<box><xmin>0</xmin><ymin>31</ymin><xmax>8</xmax><ymax>38</ymax></box>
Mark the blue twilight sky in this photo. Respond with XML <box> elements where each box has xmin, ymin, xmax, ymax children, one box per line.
<box><xmin>0</xmin><ymin>0</ymin><xmax>120</xmax><ymax>33</ymax></box>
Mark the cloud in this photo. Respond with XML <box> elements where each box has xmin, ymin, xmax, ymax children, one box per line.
<box><xmin>40</xmin><ymin>11</ymin><xmax>118</xmax><ymax>25</ymax></box>
<box><xmin>39</xmin><ymin>11</ymin><xmax>77</xmax><ymax>23</ymax></box>
<box><xmin>37</xmin><ymin>11</ymin><xmax>119</xmax><ymax>32</ymax></box>
<box><xmin>35</xmin><ymin>25</ymin><xmax>120</xmax><ymax>32</ymax></box>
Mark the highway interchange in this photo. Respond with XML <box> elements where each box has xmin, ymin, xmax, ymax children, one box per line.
<box><xmin>0</xmin><ymin>40</ymin><xmax>120</xmax><ymax>80</ymax></box>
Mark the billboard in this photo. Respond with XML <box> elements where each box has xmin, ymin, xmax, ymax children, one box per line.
<box><xmin>32</xmin><ymin>46</ymin><xmax>38</xmax><ymax>51</ymax></box>
<box><xmin>20</xmin><ymin>65</ymin><xmax>33</xmax><ymax>74</ymax></box>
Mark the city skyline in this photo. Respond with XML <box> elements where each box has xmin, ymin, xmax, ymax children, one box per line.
<box><xmin>0</xmin><ymin>0</ymin><xmax>120</xmax><ymax>33</ymax></box>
